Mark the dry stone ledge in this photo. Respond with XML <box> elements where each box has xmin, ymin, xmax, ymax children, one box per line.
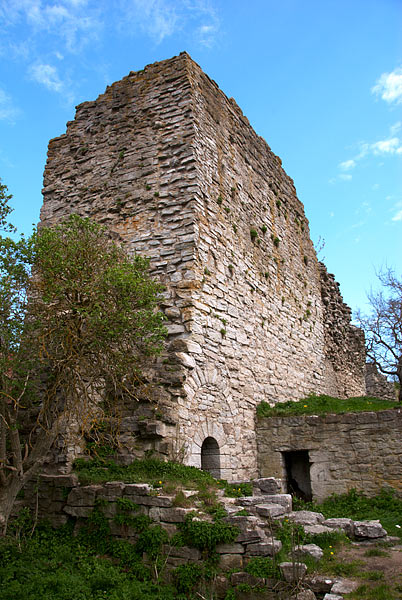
<box><xmin>323</xmin><ymin>595</ymin><xmax>343</xmax><ymax>600</ymax></box>
<box><xmin>353</xmin><ymin>520</ymin><xmax>387</xmax><ymax>539</ymax></box>
<box><xmin>230</xmin><ymin>572</ymin><xmax>265</xmax><ymax>587</ymax></box>
<box><xmin>279</xmin><ymin>561</ymin><xmax>308</xmax><ymax>583</ymax></box>
<box><xmin>255</xmin><ymin>503</ymin><xmax>287</xmax><ymax>518</ymax></box>
<box><xmin>237</xmin><ymin>494</ymin><xmax>292</xmax><ymax>512</ymax></box>
<box><xmin>216</xmin><ymin>543</ymin><xmax>245</xmax><ymax>554</ymax></box>
<box><xmin>323</xmin><ymin>518</ymin><xmax>354</xmax><ymax>536</ymax></box>
<box><xmin>331</xmin><ymin>579</ymin><xmax>359</xmax><ymax>594</ymax></box>
<box><xmin>246</xmin><ymin>540</ymin><xmax>282</xmax><ymax>556</ymax></box>
<box><xmin>304</xmin><ymin>524</ymin><xmax>335</xmax><ymax>536</ymax></box>
<box><xmin>288</xmin><ymin>510</ymin><xmax>325</xmax><ymax>525</ymax></box>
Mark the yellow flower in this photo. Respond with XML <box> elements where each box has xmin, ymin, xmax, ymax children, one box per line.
<box><xmin>330</xmin><ymin>551</ymin><xmax>334</xmax><ymax>555</ymax></box>
<box><xmin>303</xmin><ymin>405</ymin><xmax>307</xmax><ymax>407</ymax></box>
<box><xmin>159</xmin><ymin>481</ymin><xmax>162</xmax><ymax>484</ymax></box>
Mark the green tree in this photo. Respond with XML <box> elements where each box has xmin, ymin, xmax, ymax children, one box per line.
<box><xmin>0</xmin><ymin>184</ymin><xmax>167</xmax><ymax>533</ymax></box>
<box><xmin>356</xmin><ymin>268</ymin><xmax>402</xmax><ymax>403</ymax></box>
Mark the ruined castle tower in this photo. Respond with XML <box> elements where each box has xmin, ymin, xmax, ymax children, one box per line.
<box><xmin>40</xmin><ymin>53</ymin><xmax>366</xmax><ymax>480</ymax></box>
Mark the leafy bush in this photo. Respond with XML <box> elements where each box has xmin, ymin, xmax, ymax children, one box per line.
<box><xmin>178</xmin><ymin>515</ymin><xmax>238</xmax><ymax>554</ymax></box>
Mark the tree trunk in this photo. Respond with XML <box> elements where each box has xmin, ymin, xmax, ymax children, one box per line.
<box><xmin>0</xmin><ymin>474</ymin><xmax>26</xmax><ymax>536</ymax></box>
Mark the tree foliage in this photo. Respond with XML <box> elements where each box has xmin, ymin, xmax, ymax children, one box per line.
<box><xmin>0</xmin><ymin>180</ymin><xmax>167</xmax><ymax>533</ymax></box>
<box><xmin>356</xmin><ymin>268</ymin><xmax>402</xmax><ymax>403</ymax></box>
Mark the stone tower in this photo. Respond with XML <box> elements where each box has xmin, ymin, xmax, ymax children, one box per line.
<box><xmin>40</xmin><ymin>53</ymin><xmax>366</xmax><ymax>480</ymax></box>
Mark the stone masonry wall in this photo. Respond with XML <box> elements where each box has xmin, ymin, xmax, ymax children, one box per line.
<box><xmin>257</xmin><ymin>409</ymin><xmax>402</xmax><ymax>501</ymax></box>
<box><xmin>40</xmin><ymin>53</ymin><xmax>366</xmax><ymax>480</ymax></box>
<box><xmin>365</xmin><ymin>362</ymin><xmax>396</xmax><ymax>401</ymax></box>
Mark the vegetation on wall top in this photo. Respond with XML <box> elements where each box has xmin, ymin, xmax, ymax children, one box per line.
<box><xmin>256</xmin><ymin>394</ymin><xmax>399</xmax><ymax>418</ymax></box>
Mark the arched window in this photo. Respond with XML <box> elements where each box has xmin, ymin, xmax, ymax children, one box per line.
<box><xmin>201</xmin><ymin>437</ymin><xmax>221</xmax><ymax>478</ymax></box>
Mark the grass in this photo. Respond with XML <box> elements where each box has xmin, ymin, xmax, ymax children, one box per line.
<box><xmin>293</xmin><ymin>488</ymin><xmax>402</xmax><ymax>539</ymax></box>
<box><xmin>73</xmin><ymin>457</ymin><xmax>217</xmax><ymax>488</ymax></box>
<box><xmin>256</xmin><ymin>393</ymin><xmax>399</xmax><ymax>418</ymax></box>
<box><xmin>349</xmin><ymin>584</ymin><xmax>402</xmax><ymax>599</ymax></box>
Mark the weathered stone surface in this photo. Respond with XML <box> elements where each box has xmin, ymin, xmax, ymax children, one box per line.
<box><xmin>323</xmin><ymin>518</ymin><xmax>354</xmax><ymax>536</ymax></box>
<box><xmin>303</xmin><ymin>524</ymin><xmax>334</xmax><ymax>536</ymax></box>
<box><xmin>124</xmin><ymin>484</ymin><xmax>152</xmax><ymax>496</ymax></box>
<box><xmin>219</xmin><ymin>553</ymin><xmax>243</xmax><ymax>571</ymax></box>
<box><xmin>246</xmin><ymin>540</ymin><xmax>282</xmax><ymax>556</ymax></box>
<box><xmin>216</xmin><ymin>543</ymin><xmax>245</xmax><ymax>554</ymax></box>
<box><xmin>279</xmin><ymin>561</ymin><xmax>308</xmax><ymax>583</ymax></box>
<box><xmin>323</xmin><ymin>595</ymin><xmax>343</xmax><ymax>600</ymax></box>
<box><xmin>353</xmin><ymin>520</ymin><xmax>387</xmax><ymax>539</ymax></box>
<box><xmin>254</xmin><ymin>478</ymin><xmax>283</xmax><ymax>495</ymax></box>
<box><xmin>331</xmin><ymin>579</ymin><xmax>359</xmax><ymax>594</ymax></box>
<box><xmin>120</xmin><ymin>494</ymin><xmax>172</xmax><ymax>507</ymax></box>
<box><xmin>149</xmin><ymin>507</ymin><xmax>194</xmax><ymax>523</ymax></box>
<box><xmin>66</xmin><ymin>485</ymin><xmax>99</xmax><ymax>506</ymax></box>
<box><xmin>288</xmin><ymin>511</ymin><xmax>325</xmax><ymax>525</ymax></box>
<box><xmin>231</xmin><ymin>572</ymin><xmax>265</xmax><ymax>587</ymax></box>
<box><xmin>255</xmin><ymin>503</ymin><xmax>286</xmax><ymax>518</ymax></box>
<box><xmin>294</xmin><ymin>543</ymin><xmax>324</xmax><ymax>561</ymax></box>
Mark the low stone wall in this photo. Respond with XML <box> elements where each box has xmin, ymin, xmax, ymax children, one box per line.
<box><xmin>256</xmin><ymin>409</ymin><xmax>402</xmax><ymax>501</ymax></box>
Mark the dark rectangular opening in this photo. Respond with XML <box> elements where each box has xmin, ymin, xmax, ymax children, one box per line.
<box><xmin>283</xmin><ymin>450</ymin><xmax>312</xmax><ymax>502</ymax></box>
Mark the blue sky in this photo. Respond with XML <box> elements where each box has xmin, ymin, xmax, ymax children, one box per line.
<box><xmin>0</xmin><ymin>0</ymin><xmax>401</xmax><ymax>314</ymax></box>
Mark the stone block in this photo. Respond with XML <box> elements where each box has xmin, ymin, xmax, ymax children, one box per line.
<box><xmin>254</xmin><ymin>478</ymin><xmax>282</xmax><ymax>495</ymax></box>
<box><xmin>288</xmin><ymin>510</ymin><xmax>325</xmax><ymax>525</ymax></box>
<box><xmin>124</xmin><ymin>483</ymin><xmax>152</xmax><ymax>496</ymax></box>
<box><xmin>219</xmin><ymin>553</ymin><xmax>243</xmax><ymax>571</ymax></box>
<box><xmin>216</xmin><ymin>543</ymin><xmax>245</xmax><ymax>554</ymax></box>
<box><xmin>279</xmin><ymin>561</ymin><xmax>307</xmax><ymax>583</ymax></box>
<box><xmin>304</xmin><ymin>524</ymin><xmax>334</xmax><ymax>536</ymax></box>
<box><xmin>64</xmin><ymin>505</ymin><xmax>94</xmax><ymax>518</ymax></box>
<box><xmin>230</xmin><ymin>572</ymin><xmax>265</xmax><ymax>587</ymax></box>
<box><xmin>294</xmin><ymin>543</ymin><xmax>323</xmax><ymax>561</ymax></box>
<box><xmin>66</xmin><ymin>485</ymin><xmax>99</xmax><ymax>507</ymax></box>
<box><xmin>245</xmin><ymin>540</ymin><xmax>282</xmax><ymax>556</ymax></box>
<box><xmin>255</xmin><ymin>503</ymin><xmax>286</xmax><ymax>518</ymax></box>
<box><xmin>323</xmin><ymin>518</ymin><xmax>354</xmax><ymax>536</ymax></box>
<box><xmin>323</xmin><ymin>595</ymin><xmax>343</xmax><ymax>600</ymax></box>
<box><xmin>122</xmin><ymin>494</ymin><xmax>172</xmax><ymax>507</ymax></box>
<box><xmin>353</xmin><ymin>520</ymin><xmax>387</xmax><ymax>539</ymax></box>
<box><xmin>331</xmin><ymin>579</ymin><xmax>359</xmax><ymax>594</ymax></box>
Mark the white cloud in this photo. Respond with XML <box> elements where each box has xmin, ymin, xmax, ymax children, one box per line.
<box><xmin>371</xmin><ymin>137</ymin><xmax>401</xmax><ymax>155</ymax></box>
<box><xmin>0</xmin><ymin>88</ymin><xmax>20</xmax><ymax>122</ymax></box>
<box><xmin>30</xmin><ymin>63</ymin><xmax>63</xmax><ymax>93</ymax></box>
<box><xmin>120</xmin><ymin>0</ymin><xmax>220</xmax><ymax>45</ymax></box>
<box><xmin>392</xmin><ymin>209</ymin><xmax>402</xmax><ymax>222</ymax></box>
<box><xmin>339</xmin><ymin>173</ymin><xmax>352</xmax><ymax>181</ymax></box>
<box><xmin>0</xmin><ymin>0</ymin><xmax>101</xmax><ymax>53</ymax></box>
<box><xmin>372</xmin><ymin>66</ymin><xmax>402</xmax><ymax>104</ymax></box>
<box><xmin>339</xmin><ymin>159</ymin><xmax>356</xmax><ymax>171</ymax></box>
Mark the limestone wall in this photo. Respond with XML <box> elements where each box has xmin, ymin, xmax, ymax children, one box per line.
<box><xmin>257</xmin><ymin>409</ymin><xmax>402</xmax><ymax>501</ymax></box>
<box><xmin>40</xmin><ymin>52</ymin><xmax>366</xmax><ymax>480</ymax></box>
<box><xmin>365</xmin><ymin>363</ymin><xmax>396</xmax><ymax>401</ymax></box>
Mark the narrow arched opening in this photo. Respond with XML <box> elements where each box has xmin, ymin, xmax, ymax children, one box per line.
<box><xmin>201</xmin><ymin>437</ymin><xmax>221</xmax><ymax>478</ymax></box>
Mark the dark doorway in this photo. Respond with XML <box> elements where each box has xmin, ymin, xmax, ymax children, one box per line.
<box><xmin>201</xmin><ymin>437</ymin><xmax>221</xmax><ymax>478</ymax></box>
<box><xmin>283</xmin><ymin>450</ymin><xmax>312</xmax><ymax>501</ymax></box>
